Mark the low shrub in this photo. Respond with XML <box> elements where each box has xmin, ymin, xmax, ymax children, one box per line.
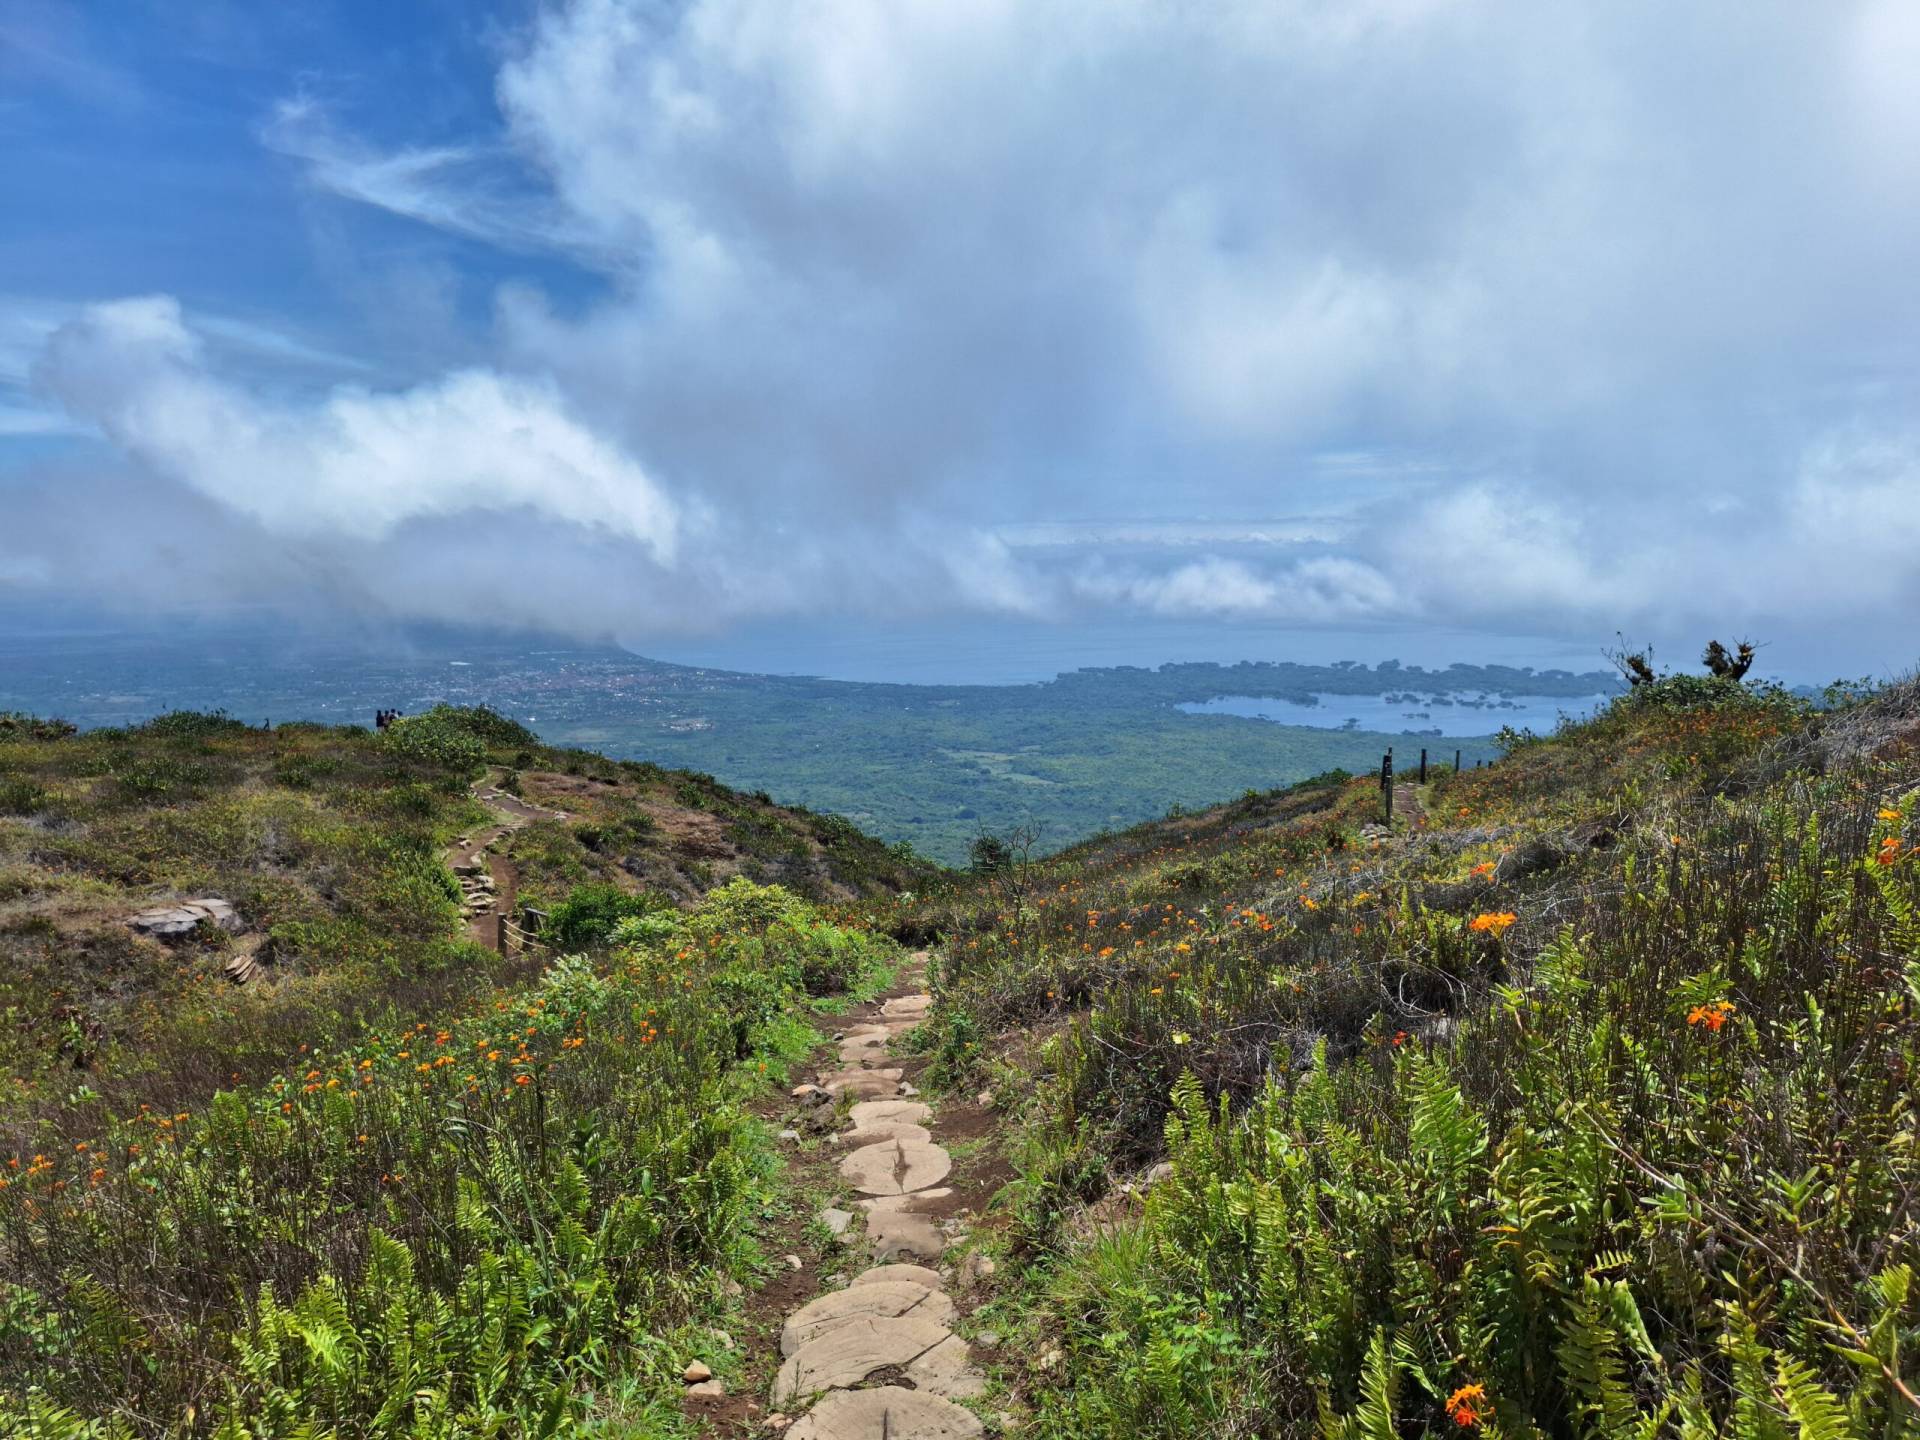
<box><xmin>541</xmin><ymin>881</ymin><xmax>672</xmax><ymax>949</ymax></box>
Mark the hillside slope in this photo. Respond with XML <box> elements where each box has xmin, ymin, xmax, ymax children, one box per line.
<box><xmin>0</xmin><ymin>706</ymin><xmax>931</xmax><ymax>1136</ymax></box>
<box><xmin>910</xmin><ymin>674</ymin><xmax>1920</xmax><ymax>1436</ymax></box>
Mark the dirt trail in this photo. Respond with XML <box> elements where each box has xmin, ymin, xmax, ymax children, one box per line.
<box><xmin>695</xmin><ymin>956</ymin><xmax>1000</xmax><ymax>1438</ymax></box>
<box><xmin>445</xmin><ymin>770</ymin><xmax>570</xmax><ymax>948</ymax></box>
<box><xmin>1393</xmin><ymin>778</ymin><xmax>1427</xmax><ymax>825</ymax></box>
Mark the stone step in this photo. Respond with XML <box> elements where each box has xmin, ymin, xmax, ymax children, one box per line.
<box><xmin>848</xmin><ymin>1099</ymin><xmax>931</xmax><ymax>1128</ymax></box>
<box><xmin>779</xmin><ymin>1280</ymin><xmax>955</xmax><ymax>1356</ymax></box>
<box><xmin>832</xmin><ymin>1121</ymin><xmax>932</xmax><ymax>1147</ymax></box>
<box><xmin>785</xmin><ymin>1387</ymin><xmax>984</xmax><ymax>1440</ymax></box>
<box><xmin>839</xmin><ymin>1138</ymin><xmax>952</xmax><ymax>1196</ymax></box>
<box><xmin>819</xmin><ymin>1071</ymin><xmax>904</xmax><ymax>1099</ymax></box>
<box><xmin>852</xmin><ymin>1263</ymin><xmax>944</xmax><ymax>1291</ymax></box>
<box><xmin>772</xmin><ymin>1317</ymin><xmax>981</xmax><ymax>1406</ymax></box>
<box><xmin>865</xmin><ymin>1209</ymin><xmax>946</xmax><ymax>1263</ymax></box>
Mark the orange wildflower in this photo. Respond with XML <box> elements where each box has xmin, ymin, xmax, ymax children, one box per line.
<box><xmin>1687</xmin><ymin>999</ymin><xmax>1736</xmax><ymax>1032</ymax></box>
<box><xmin>1469</xmin><ymin>912</ymin><xmax>1517</xmax><ymax>937</ymax></box>
<box><xmin>1447</xmin><ymin>1384</ymin><xmax>1486</xmax><ymax>1427</ymax></box>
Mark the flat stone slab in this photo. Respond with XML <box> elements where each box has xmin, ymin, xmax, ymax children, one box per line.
<box><xmin>771</xmin><ymin>1316</ymin><xmax>953</xmax><ymax>1405</ymax></box>
<box><xmin>779</xmin><ymin>1280</ymin><xmax>955</xmax><ymax>1356</ymax></box>
<box><xmin>822</xmin><ymin>1067</ymin><xmax>902</xmax><ymax>1085</ymax></box>
<box><xmin>840</xmin><ymin>1139</ymin><xmax>952</xmax><ymax>1196</ymax></box>
<box><xmin>853</xmin><ymin>1263</ymin><xmax>944</xmax><ymax>1290</ymax></box>
<box><xmin>785</xmin><ymin>1387</ymin><xmax>984</xmax><ymax>1440</ymax></box>
<box><xmin>880</xmin><ymin>994</ymin><xmax>932</xmax><ymax>1019</ymax></box>
<box><xmin>820</xmin><ymin>1072</ymin><xmax>903</xmax><ymax>1099</ymax></box>
<box><xmin>128</xmin><ymin>898</ymin><xmax>240</xmax><ymax>940</ymax></box>
<box><xmin>846</xmin><ymin>1018</ymin><xmax>917</xmax><ymax>1035</ymax></box>
<box><xmin>866</xmin><ymin>1210</ymin><xmax>946</xmax><ymax>1263</ymax></box>
<box><xmin>849</xmin><ymin>1099</ymin><xmax>931</xmax><ymax>1128</ymax></box>
<box><xmin>836</xmin><ymin>1121</ymin><xmax>932</xmax><ymax>1147</ymax></box>
<box><xmin>905</xmin><ymin>1332</ymin><xmax>987</xmax><ymax>1399</ymax></box>
<box><xmin>858</xmin><ymin>1188</ymin><xmax>953</xmax><ymax>1214</ymax></box>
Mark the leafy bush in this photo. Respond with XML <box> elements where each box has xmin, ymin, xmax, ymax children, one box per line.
<box><xmin>377</xmin><ymin>711</ymin><xmax>486</xmax><ymax>774</ymax></box>
<box><xmin>0</xmin><ymin>712</ymin><xmax>77</xmax><ymax>741</ymax></box>
<box><xmin>541</xmin><ymin>882</ymin><xmax>672</xmax><ymax>949</ymax></box>
<box><xmin>435</xmin><ymin>705</ymin><xmax>537</xmax><ymax>749</ymax></box>
<box><xmin>0</xmin><ymin>778</ymin><xmax>47</xmax><ymax>816</ymax></box>
<box><xmin>132</xmin><ymin>710</ymin><xmax>252</xmax><ymax>739</ymax></box>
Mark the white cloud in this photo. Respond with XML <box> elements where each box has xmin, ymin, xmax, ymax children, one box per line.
<box><xmin>12</xmin><ymin>0</ymin><xmax>1920</xmax><ymax>659</ymax></box>
<box><xmin>36</xmin><ymin>296</ymin><xmax>682</xmax><ymax>555</ymax></box>
<box><xmin>1075</xmin><ymin>555</ymin><xmax>1401</xmax><ymax>623</ymax></box>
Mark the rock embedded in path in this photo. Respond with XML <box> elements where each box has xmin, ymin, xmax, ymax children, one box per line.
<box><xmin>851</xmin><ymin>1263</ymin><xmax>944</xmax><ymax>1290</ymax></box>
<box><xmin>904</xmin><ymin>1332</ymin><xmax>988</xmax><ymax>1399</ymax></box>
<box><xmin>834</xmin><ymin>1121</ymin><xmax>932</xmax><ymax>1147</ymax></box>
<box><xmin>839</xmin><ymin>1138</ymin><xmax>952</xmax><ymax>1196</ymax></box>
<box><xmin>880</xmin><ymin>994</ymin><xmax>933</xmax><ymax>1019</ymax></box>
<box><xmin>848</xmin><ymin>1099</ymin><xmax>931</xmax><ymax>1128</ymax></box>
<box><xmin>865</xmin><ymin>1210</ymin><xmax>946</xmax><ymax>1263</ymax></box>
<box><xmin>858</xmin><ymin>1188</ymin><xmax>953</xmax><ymax>1215</ymax></box>
<box><xmin>770</xmin><ymin>1315</ymin><xmax>953</xmax><ymax>1404</ymax></box>
<box><xmin>819</xmin><ymin>1068</ymin><xmax>902</xmax><ymax>1099</ymax></box>
<box><xmin>784</xmin><ymin>1387</ymin><xmax>984</xmax><ymax>1440</ymax></box>
<box><xmin>778</xmin><ymin>1280</ymin><xmax>955</xmax><ymax>1356</ymax></box>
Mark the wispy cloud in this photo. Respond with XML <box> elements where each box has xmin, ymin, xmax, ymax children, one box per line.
<box><xmin>261</xmin><ymin>97</ymin><xmax>604</xmax><ymax>263</ymax></box>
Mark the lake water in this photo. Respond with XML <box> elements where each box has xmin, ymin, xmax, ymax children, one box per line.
<box><xmin>640</xmin><ymin>616</ymin><xmax>1611</xmax><ymax>686</ymax></box>
<box><xmin>1178</xmin><ymin>690</ymin><xmax>1612</xmax><ymax>737</ymax></box>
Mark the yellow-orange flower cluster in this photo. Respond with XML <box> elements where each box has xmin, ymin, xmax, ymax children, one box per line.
<box><xmin>1447</xmin><ymin>1384</ymin><xmax>1487</xmax><ymax>1427</ymax></box>
<box><xmin>1468</xmin><ymin>911</ymin><xmax>1517</xmax><ymax>937</ymax></box>
<box><xmin>1687</xmin><ymin>999</ymin><xmax>1736</xmax><ymax>1032</ymax></box>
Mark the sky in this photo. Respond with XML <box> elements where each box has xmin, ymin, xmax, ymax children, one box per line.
<box><xmin>4</xmin><ymin>0</ymin><xmax>1919</xmax><ymax>682</ymax></box>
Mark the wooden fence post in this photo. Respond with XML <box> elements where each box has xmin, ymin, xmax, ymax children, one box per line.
<box><xmin>1380</xmin><ymin>749</ymin><xmax>1394</xmax><ymax>826</ymax></box>
<box><xmin>1419</xmin><ymin>748</ymin><xmax>1428</xmax><ymax>784</ymax></box>
<box><xmin>496</xmin><ymin>913</ymin><xmax>509</xmax><ymax>956</ymax></box>
<box><xmin>1455</xmin><ymin>749</ymin><xmax>1462</xmax><ymax>773</ymax></box>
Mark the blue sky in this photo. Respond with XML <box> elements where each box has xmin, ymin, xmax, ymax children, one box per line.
<box><xmin>5</xmin><ymin>1</ymin><xmax>1919</xmax><ymax>680</ymax></box>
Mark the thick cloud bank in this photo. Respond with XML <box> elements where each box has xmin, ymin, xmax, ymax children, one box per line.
<box><xmin>10</xmin><ymin>0</ymin><xmax>1920</xmax><ymax>649</ymax></box>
